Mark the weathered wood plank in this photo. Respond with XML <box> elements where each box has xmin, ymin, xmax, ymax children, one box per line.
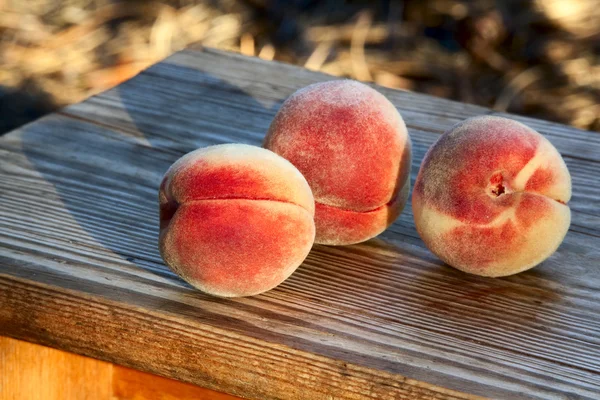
<box><xmin>0</xmin><ymin>273</ymin><xmax>478</xmax><ymax>400</ymax></box>
<box><xmin>1</xmin><ymin>48</ymin><xmax>599</xmax><ymax>399</ymax></box>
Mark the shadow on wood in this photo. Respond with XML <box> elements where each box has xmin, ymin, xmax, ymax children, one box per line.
<box><xmin>18</xmin><ymin>64</ymin><xmax>280</xmax><ymax>287</ymax></box>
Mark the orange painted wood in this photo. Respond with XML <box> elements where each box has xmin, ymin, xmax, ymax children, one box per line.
<box><xmin>0</xmin><ymin>336</ymin><xmax>112</xmax><ymax>400</ymax></box>
<box><xmin>113</xmin><ymin>366</ymin><xmax>242</xmax><ymax>400</ymax></box>
<box><xmin>0</xmin><ymin>336</ymin><xmax>244</xmax><ymax>400</ymax></box>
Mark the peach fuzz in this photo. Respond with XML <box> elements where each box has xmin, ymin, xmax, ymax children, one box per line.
<box><xmin>413</xmin><ymin>116</ymin><xmax>571</xmax><ymax>277</ymax></box>
<box><xmin>264</xmin><ymin>80</ymin><xmax>412</xmax><ymax>245</ymax></box>
<box><xmin>159</xmin><ymin>144</ymin><xmax>315</xmax><ymax>297</ymax></box>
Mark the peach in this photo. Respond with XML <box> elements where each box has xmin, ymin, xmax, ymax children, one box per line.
<box><xmin>413</xmin><ymin>116</ymin><xmax>571</xmax><ymax>277</ymax></box>
<box><xmin>158</xmin><ymin>144</ymin><xmax>315</xmax><ymax>297</ymax></box>
<box><xmin>264</xmin><ymin>80</ymin><xmax>412</xmax><ymax>245</ymax></box>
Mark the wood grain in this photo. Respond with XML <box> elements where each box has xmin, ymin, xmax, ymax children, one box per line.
<box><xmin>0</xmin><ymin>336</ymin><xmax>112</xmax><ymax>400</ymax></box>
<box><xmin>0</xmin><ymin>47</ymin><xmax>599</xmax><ymax>399</ymax></box>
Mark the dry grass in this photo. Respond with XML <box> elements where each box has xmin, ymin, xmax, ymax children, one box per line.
<box><xmin>0</xmin><ymin>0</ymin><xmax>598</xmax><ymax>133</ymax></box>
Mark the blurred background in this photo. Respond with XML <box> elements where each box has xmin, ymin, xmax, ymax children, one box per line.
<box><xmin>1</xmin><ymin>0</ymin><xmax>598</xmax><ymax>134</ymax></box>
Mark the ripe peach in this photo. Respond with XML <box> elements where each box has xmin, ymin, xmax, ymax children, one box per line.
<box><xmin>264</xmin><ymin>80</ymin><xmax>412</xmax><ymax>245</ymax></box>
<box><xmin>159</xmin><ymin>144</ymin><xmax>316</xmax><ymax>297</ymax></box>
<box><xmin>413</xmin><ymin>116</ymin><xmax>571</xmax><ymax>277</ymax></box>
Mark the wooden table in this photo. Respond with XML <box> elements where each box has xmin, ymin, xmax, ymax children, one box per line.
<box><xmin>1</xmin><ymin>47</ymin><xmax>599</xmax><ymax>400</ymax></box>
